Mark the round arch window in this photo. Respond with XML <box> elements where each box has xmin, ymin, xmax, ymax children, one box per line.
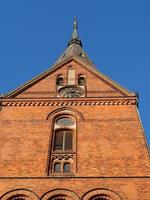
<box><xmin>56</xmin><ymin>117</ymin><xmax>75</xmax><ymax>126</ymax></box>
<box><xmin>78</xmin><ymin>75</ymin><xmax>85</xmax><ymax>85</ymax></box>
<box><xmin>56</xmin><ymin>76</ymin><xmax>64</xmax><ymax>86</ymax></box>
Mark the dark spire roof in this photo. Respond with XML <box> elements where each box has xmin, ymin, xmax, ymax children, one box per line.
<box><xmin>53</xmin><ymin>17</ymin><xmax>95</xmax><ymax>67</ymax></box>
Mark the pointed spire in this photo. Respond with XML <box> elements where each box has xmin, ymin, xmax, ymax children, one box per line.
<box><xmin>53</xmin><ymin>17</ymin><xmax>95</xmax><ymax>67</ymax></box>
<box><xmin>68</xmin><ymin>17</ymin><xmax>82</xmax><ymax>47</ymax></box>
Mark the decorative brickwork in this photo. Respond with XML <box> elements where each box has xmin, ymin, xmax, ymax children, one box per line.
<box><xmin>41</xmin><ymin>189</ymin><xmax>79</xmax><ymax>200</ymax></box>
<box><xmin>82</xmin><ymin>188</ymin><xmax>123</xmax><ymax>200</ymax></box>
<box><xmin>2</xmin><ymin>97</ymin><xmax>137</xmax><ymax>107</ymax></box>
<box><xmin>1</xmin><ymin>189</ymin><xmax>39</xmax><ymax>200</ymax></box>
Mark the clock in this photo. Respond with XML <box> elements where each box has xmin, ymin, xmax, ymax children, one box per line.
<box><xmin>58</xmin><ymin>86</ymin><xmax>84</xmax><ymax>97</ymax></box>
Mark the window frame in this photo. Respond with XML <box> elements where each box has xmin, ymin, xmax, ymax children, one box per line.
<box><xmin>48</xmin><ymin>112</ymin><xmax>78</xmax><ymax>175</ymax></box>
<box><xmin>52</xmin><ymin>115</ymin><xmax>76</xmax><ymax>153</ymax></box>
<box><xmin>53</xmin><ymin>129</ymin><xmax>73</xmax><ymax>152</ymax></box>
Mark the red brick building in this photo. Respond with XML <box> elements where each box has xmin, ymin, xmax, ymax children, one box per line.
<box><xmin>0</xmin><ymin>18</ymin><xmax>150</xmax><ymax>200</ymax></box>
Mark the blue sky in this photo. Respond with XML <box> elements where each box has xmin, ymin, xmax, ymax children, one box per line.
<box><xmin>0</xmin><ymin>1</ymin><xmax>150</xmax><ymax>145</ymax></box>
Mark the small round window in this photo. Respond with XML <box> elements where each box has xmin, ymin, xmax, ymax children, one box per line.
<box><xmin>56</xmin><ymin>117</ymin><xmax>75</xmax><ymax>126</ymax></box>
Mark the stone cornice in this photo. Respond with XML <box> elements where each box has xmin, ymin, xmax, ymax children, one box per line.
<box><xmin>1</xmin><ymin>97</ymin><xmax>137</xmax><ymax>107</ymax></box>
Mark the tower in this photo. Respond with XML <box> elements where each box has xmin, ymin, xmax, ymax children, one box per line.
<box><xmin>0</xmin><ymin>18</ymin><xmax>150</xmax><ymax>200</ymax></box>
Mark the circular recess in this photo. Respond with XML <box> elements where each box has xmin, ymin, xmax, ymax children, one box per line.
<box><xmin>58</xmin><ymin>86</ymin><xmax>84</xmax><ymax>97</ymax></box>
<box><xmin>56</xmin><ymin>117</ymin><xmax>75</xmax><ymax>126</ymax></box>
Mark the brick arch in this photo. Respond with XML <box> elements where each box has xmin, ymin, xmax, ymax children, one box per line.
<box><xmin>46</xmin><ymin>107</ymin><xmax>84</xmax><ymax>121</ymax></box>
<box><xmin>1</xmin><ymin>189</ymin><xmax>39</xmax><ymax>200</ymax></box>
<box><xmin>82</xmin><ymin>189</ymin><xmax>123</xmax><ymax>200</ymax></box>
<box><xmin>40</xmin><ymin>189</ymin><xmax>80</xmax><ymax>200</ymax></box>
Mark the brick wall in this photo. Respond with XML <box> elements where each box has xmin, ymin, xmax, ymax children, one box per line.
<box><xmin>0</xmin><ymin>58</ymin><xmax>149</xmax><ymax>199</ymax></box>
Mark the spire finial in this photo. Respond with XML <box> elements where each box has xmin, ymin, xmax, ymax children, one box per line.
<box><xmin>72</xmin><ymin>16</ymin><xmax>78</xmax><ymax>40</ymax></box>
<box><xmin>68</xmin><ymin>17</ymin><xmax>82</xmax><ymax>47</ymax></box>
<box><xmin>73</xmin><ymin>16</ymin><xmax>77</xmax><ymax>30</ymax></box>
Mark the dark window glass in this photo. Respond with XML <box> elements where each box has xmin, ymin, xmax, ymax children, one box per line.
<box><xmin>13</xmin><ymin>198</ymin><xmax>25</xmax><ymax>200</ymax></box>
<box><xmin>78</xmin><ymin>76</ymin><xmax>85</xmax><ymax>85</ymax></box>
<box><xmin>95</xmin><ymin>198</ymin><xmax>106</xmax><ymax>200</ymax></box>
<box><xmin>8</xmin><ymin>195</ymin><xmax>26</xmax><ymax>200</ymax></box>
<box><xmin>90</xmin><ymin>195</ymin><xmax>109</xmax><ymax>200</ymax></box>
<box><xmin>54</xmin><ymin>130</ymin><xmax>73</xmax><ymax>151</ymax></box>
<box><xmin>56</xmin><ymin>76</ymin><xmax>64</xmax><ymax>86</ymax></box>
<box><xmin>48</xmin><ymin>195</ymin><xmax>66</xmax><ymax>200</ymax></box>
<box><xmin>54</xmin><ymin>163</ymin><xmax>61</xmax><ymax>172</ymax></box>
<box><xmin>65</xmin><ymin>131</ymin><xmax>72</xmax><ymax>150</ymax></box>
<box><xmin>54</xmin><ymin>131</ymin><xmax>63</xmax><ymax>150</ymax></box>
<box><xmin>63</xmin><ymin>163</ymin><xmax>71</xmax><ymax>172</ymax></box>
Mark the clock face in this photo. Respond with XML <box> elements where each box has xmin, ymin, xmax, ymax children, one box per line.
<box><xmin>58</xmin><ymin>86</ymin><xmax>84</xmax><ymax>97</ymax></box>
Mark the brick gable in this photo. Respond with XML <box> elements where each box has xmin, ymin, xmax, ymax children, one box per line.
<box><xmin>5</xmin><ymin>58</ymin><xmax>133</xmax><ymax>99</ymax></box>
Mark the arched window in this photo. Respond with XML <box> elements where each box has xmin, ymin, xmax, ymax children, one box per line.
<box><xmin>82</xmin><ymin>189</ymin><xmax>122</xmax><ymax>200</ymax></box>
<box><xmin>78</xmin><ymin>75</ymin><xmax>85</xmax><ymax>85</ymax></box>
<box><xmin>53</xmin><ymin>162</ymin><xmax>71</xmax><ymax>173</ymax></box>
<box><xmin>56</xmin><ymin>75</ymin><xmax>64</xmax><ymax>86</ymax></box>
<box><xmin>50</xmin><ymin>114</ymin><xmax>76</xmax><ymax>174</ymax></box>
<box><xmin>54</xmin><ymin>162</ymin><xmax>61</xmax><ymax>172</ymax></box>
<box><xmin>1</xmin><ymin>190</ymin><xmax>38</xmax><ymax>200</ymax></box>
<box><xmin>63</xmin><ymin>163</ymin><xmax>71</xmax><ymax>172</ymax></box>
<box><xmin>42</xmin><ymin>190</ymin><xmax>79</xmax><ymax>200</ymax></box>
